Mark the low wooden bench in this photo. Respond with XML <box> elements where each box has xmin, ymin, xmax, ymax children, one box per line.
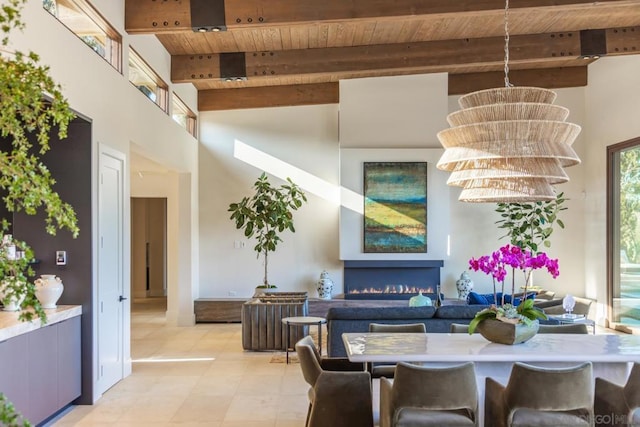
<box><xmin>194</xmin><ymin>298</ymin><xmax>249</xmax><ymax>322</ymax></box>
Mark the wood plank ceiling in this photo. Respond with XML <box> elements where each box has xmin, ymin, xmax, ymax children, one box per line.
<box><xmin>125</xmin><ymin>0</ymin><xmax>640</xmax><ymax>111</ymax></box>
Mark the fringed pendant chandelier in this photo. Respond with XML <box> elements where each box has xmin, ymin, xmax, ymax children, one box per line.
<box><xmin>436</xmin><ymin>0</ymin><xmax>581</xmax><ymax>202</ymax></box>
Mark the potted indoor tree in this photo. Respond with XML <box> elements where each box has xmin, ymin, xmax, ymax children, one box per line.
<box><xmin>0</xmin><ymin>0</ymin><xmax>79</xmax><ymax>322</ymax></box>
<box><xmin>494</xmin><ymin>192</ymin><xmax>567</xmax><ymax>254</ymax></box>
<box><xmin>228</xmin><ymin>172</ymin><xmax>307</xmax><ymax>290</ymax></box>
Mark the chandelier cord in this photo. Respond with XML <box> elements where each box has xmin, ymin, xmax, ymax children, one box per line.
<box><xmin>504</xmin><ymin>0</ymin><xmax>512</xmax><ymax>88</ymax></box>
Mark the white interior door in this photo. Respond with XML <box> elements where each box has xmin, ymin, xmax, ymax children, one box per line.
<box><xmin>98</xmin><ymin>151</ymin><xmax>125</xmax><ymax>393</ymax></box>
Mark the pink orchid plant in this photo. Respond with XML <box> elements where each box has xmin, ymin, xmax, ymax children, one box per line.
<box><xmin>467</xmin><ymin>244</ymin><xmax>560</xmax><ymax>333</ymax></box>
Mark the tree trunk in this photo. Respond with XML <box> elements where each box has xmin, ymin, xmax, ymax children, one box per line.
<box><xmin>263</xmin><ymin>249</ymin><xmax>268</xmax><ymax>286</ymax></box>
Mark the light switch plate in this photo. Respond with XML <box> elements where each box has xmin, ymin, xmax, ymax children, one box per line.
<box><xmin>56</xmin><ymin>250</ymin><xmax>66</xmax><ymax>265</ymax></box>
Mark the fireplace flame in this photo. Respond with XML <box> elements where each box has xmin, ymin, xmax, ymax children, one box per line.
<box><xmin>348</xmin><ymin>285</ymin><xmax>434</xmax><ymax>294</ymax></box>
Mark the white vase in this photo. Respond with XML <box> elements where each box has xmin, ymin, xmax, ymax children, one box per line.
<box><xmin>316</xmin><ymin>270</ymin><xmax>334</xmax><ymax>300</ymax></box>
<box><xmin>0</xmin><ymin>282</ymin><xmax>26</xmax><ymax>311</ymax></box>
<box><xmin>34</xmin><ymin>274</ymin><xmax>64</xmax><ymax>309</ymax></box>
<box><xmin>456</xmin><ymin>271</ymin><xmax>474</xmax><ymax>300</ymax></box>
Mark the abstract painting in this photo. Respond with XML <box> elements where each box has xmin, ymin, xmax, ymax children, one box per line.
<box><xmin>363</xmin><ymin>162</ymin><xmax>427</xmax><ymax>253</ymax></box>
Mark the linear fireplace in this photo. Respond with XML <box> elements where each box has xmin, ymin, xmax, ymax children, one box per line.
<box><xmin>343</xmin><ymin>260</ymin><xmax>444</xmax><ymax>300</ymax></box>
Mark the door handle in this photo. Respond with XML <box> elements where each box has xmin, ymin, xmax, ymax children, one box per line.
<box><xmin>119</xmin><ymin>295</ymin><xmax>128</xmax><ymax>302</ymax></box>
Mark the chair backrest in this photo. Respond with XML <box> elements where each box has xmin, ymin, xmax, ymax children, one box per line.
<box><xmin>537</xmin><ymin>323</ymin><xmax>589</xmax><ymax>334</ymax></box>
<box><xmin>369</xmin><ymin>322</ymin><xmax>426</xmax><ymax>333</ymax></box>
<box><xmin>450</xmin><ymin>323</ymin><xmax>472</xmax><ymax>333</ymax></box>
<box><xmin>536</xmin><ymin>290</ymin><xmax>556</xmax><ymax>300</ymax></box>
<box><xmin>392</xmin><ymin>362</ymin><xmax>478</xmax><ymax>415</ymax></box>
<box><xmin>295</xmin><ymin>335</ymin><xmax>323</xmax><ymax>387</ymax></box>
<box><xmin>624</xmin><ymin>362</ymin><xmax>640</xmax><ymax>408</ymax></box>
<box><xmin>505</xmin><ymin>362</ymin><xmax>593</xmax><ymax>411</ymax></box>
<box><xmin>572</xmin><ymin>297</ymin><xmax>594</xmax><ymax>316</ymax></box>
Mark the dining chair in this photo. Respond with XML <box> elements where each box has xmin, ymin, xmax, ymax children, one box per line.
<box><xmin>295</xmin><ymin>335</ymin><xmax>373</xmax><ymax>427</ymax></box>
<box><xmin>450</xmin><ymin>323</ymin><xmax>474</xmax><ymax>333</ymax></box>
<box><xmin>594</xmin><ymin>362</ymin><xmax>640</xmax><ymax>427</ymax></box>
<box><xmin>485</xmin><ymin>362</ymin><xmax>593</xmax><ymax>427</ymax></box>
<box><xmin>368</xmin><ymin>322</ymin><xmax>427</xmax><ymax>378</ymax></box>
<box><xmin>380</xmin><ymin>361</ymin><xmax>478</xmax><ymax>427</ymax></box>
<box><xmin>537</xmin><ymin>323</ymin><xmax>589</xmax><ymax>334</ymax></box>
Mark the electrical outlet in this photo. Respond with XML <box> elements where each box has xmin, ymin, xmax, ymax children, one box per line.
<box><xmin>228</xmin><ymin>290</ymin><xmax>237</xmax><ymax>296</ymax></box>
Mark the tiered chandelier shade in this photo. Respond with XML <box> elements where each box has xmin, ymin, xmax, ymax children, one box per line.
<box><xmin>436</xmin><ymin>86</ymin><xmax>581</xmax><ymax>202</ymax></box>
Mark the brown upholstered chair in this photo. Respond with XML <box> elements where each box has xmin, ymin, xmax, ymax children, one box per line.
<box><xmin>594</xmin><ymin>362</ymin><xmax>640</xmax><ymax>427</ymax></box>
<box><xmin>380</xmin><ymin>361</ymin><xmax>478</xmax><ymax>427</ymax></box>
<box><xmin>537</xmin><ymin>323</ymin><xmax>589</xmax><ymax>334</ymax></box>
<box><xmin>367</xmin><ymin>322</ymin><xmax>427</xmax><ymax>378</ymax></box>
<box><xmin>295</xmin><ymin>336</ymin><xmax>372</xmax><ymax>427</ymax></box>
<box><xmin>485</xmin><ymin>362</ymin><xmax>593</xmax><ymax>427</ymax></box>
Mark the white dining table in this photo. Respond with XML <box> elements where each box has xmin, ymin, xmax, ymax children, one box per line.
<box><xmin>342</xmin><ymin>332</ymin><xmax>640</xmax><ymax>424</ymax></box>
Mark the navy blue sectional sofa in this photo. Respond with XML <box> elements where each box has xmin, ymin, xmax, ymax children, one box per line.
<box><xmin>326</xmin><ymin>304</ymin><xmax>559</xmax><ymax>357</ymax></box>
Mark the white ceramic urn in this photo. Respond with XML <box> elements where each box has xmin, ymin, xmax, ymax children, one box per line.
<box><xmin>456</xmin><ymin>271</ymin><xmax>474</xmax><ymax>300</ymax></box>
<box><xmin>34</xmin><ymin>274</ymin><xmax>64</xmax><ymax>309</ymax></box>
<box><xmin>316</xmin><ymin>270</ymin><xmax>334</xmax><ymax>300</ymax></box>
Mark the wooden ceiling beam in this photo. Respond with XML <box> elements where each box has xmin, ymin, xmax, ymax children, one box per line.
<box><xmin>125</xmin><ymin>0</ymin><xmax>636</xmax><ymax>34</ymax></box>
<box><xmin>448</xmin><ymin>66</ymin><xmax>589</xmax><ymax>95</ymax></box>
<box><xmin>198</xmin><ymin>82</ymin><xmax>339</xmax><ymax>111</ymax></box>
<box><xmin>172</xmin><ymin>31</ymin><xmax>581</xmax><ymax>83</ymax></box>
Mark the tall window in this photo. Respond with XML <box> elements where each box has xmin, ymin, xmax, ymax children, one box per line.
<box><xmin>128</xmin><ymin>49</ymin><xmax>168</xmax><ymax>113</ymax></box>
<box><xmin>172</xmin><ymin>94</ymin><xmax>197</xmax><ymax>138</ymax></box>
<box><xmin>43</xmin><ymin>0</ymin><xmax>122</xmax><ymax>72</ymax></box>
<box><xmin>608</xmin><ymin>137</ymin><xmax>640</xmax><ymax>326</ymax></box>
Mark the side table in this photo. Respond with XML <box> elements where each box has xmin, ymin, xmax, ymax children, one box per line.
<box><xmin>281</xmin><ymin>316</ymin><xmax>327</xmax><ymax>364</ymax></box>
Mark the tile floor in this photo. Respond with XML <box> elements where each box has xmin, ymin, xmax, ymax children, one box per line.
<box><xmin>51</xmin><ymin>298</ymin><xmax>310</xmax><ymax>426</ymax></box>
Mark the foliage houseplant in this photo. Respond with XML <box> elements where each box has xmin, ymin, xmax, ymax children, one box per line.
<box><xmin>495</xmin><ymin>192</ymin><xmax>567</xmax><ymax>254</ymax></box>
<box><xmin>0</xmin><ymin>0</ymin><xmax>79</xmax><ymax>322</ymax></box>
<box><xmin>228</xmin><ymin>172</ymin><xmax>307</xmax><ymax>289</ymax></box>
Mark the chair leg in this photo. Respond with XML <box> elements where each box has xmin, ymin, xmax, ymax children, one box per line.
<box><xmin>305</xmin><ymin>402</ymin><xmax>312</xmax><ymax>427</ymax></box>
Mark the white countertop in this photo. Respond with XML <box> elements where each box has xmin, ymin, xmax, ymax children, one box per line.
<box><xmin>0</xmin><ymin>305</ymin><xmax>82</xmax><ymax>342</ymax></box>
<box><xmin>342</xmin><ymin>332</ymin><xmax>640</xmax><ymax>363</ymax></box>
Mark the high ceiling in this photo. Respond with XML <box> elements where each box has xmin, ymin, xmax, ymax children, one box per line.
<box><xmin>124</xmin><ymin>0</ymin><xmax>640</xmax><ymax>111</ymax></box>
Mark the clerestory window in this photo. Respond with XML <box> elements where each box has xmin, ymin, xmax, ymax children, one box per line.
<box><xmin>128</xmin><ymin>49</ymin><xmax>168</xmax><ymax>113</ymax></box>
<box><xmin>172</xmin><ymin>94</ymin><xmax>197</xmax><ymax>138</ymax></box>
<box><xmin>43</xmin><ymin>0</ymin><xmax>122</xmax><ymax>72</ymax></box>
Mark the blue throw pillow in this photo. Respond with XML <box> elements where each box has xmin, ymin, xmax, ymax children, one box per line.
<box><xmin>467</xmin><ymin>292</ymin><xmax>490</xmax><ymax>305</ymax></box>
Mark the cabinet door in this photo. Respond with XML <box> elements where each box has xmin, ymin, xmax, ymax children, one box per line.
<box><xmin>0</xmin><ymin>334</ymin><xmax>29</xmax><ymax>420</ymax></box>
<box><xmin>58</xmin><ymin>316</ymin><xmax>81</xmax><ymax>406</ymax></box>
<box><xmin>27</xmin><ymin>324</ymin><xmax>59</xmax><ymax>425</ymax></box>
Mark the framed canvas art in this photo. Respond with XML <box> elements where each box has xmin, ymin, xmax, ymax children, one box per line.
<box><xmin>363</xmin><ymin>162</ymin><xmax>427</xmax><ymax>253</ymax></box>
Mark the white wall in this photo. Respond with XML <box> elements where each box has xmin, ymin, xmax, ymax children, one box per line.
<box><xmin>199</xmin><ymin>105</ymin><xmax>342</xmax><ymax>297</ymax></box>
<box><xmin>14</xmin><ymin>0</ymin><xmax>199</xmax><ymax>401</ymax></box>
<box><xmin>339</xmin><ymin>73</ymin><xmax>448</xmax><ymax>148</ymax></box>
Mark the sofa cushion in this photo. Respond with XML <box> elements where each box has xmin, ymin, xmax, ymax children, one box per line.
<box><xmin>326</xmin><ymin>306</ymin><xmax>436</xmax><ymax>320</ymax></box>
<box><xmin>435</xmin><ymin>305</ymin><xmax>491</xmax><ymax>319</ymax></box>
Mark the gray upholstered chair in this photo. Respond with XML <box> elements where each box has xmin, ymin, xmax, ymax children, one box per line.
<box><xmin>450</xmin><ymin>323</ymin><xmax>474</xmax><ymax>333</ymax></box>
<box><xmin>295</xmin><ymin>336</ymin><xmax>372</xmax><ymax>427</ymax></box>
<box><xmin>539</xmin><ymin>296</ymin><xmax>594</xmax><ymax>317</ymax></box>
<box><xmin>537</xmin><ymin>323</ymin><xmax>589</xmax><ymax>334</ymax></box>
<box><xmin>594</xmin><ymin>362</ymin><xmax>640</xmax><ymax>427</ymax></box>
<box><xmin>485</xmin><ymin>362</ymin><xmax>594</xmax><ymax>427</ymax></box>
<box><xmin>380</xmin><ymin>361</ymin><xmax>478</xmax><ymax>427</ymax></box>
<box><xmin>368</xmin><ymin>322</ymin><xmax>427</xmax><ymax>378</ymax></box>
